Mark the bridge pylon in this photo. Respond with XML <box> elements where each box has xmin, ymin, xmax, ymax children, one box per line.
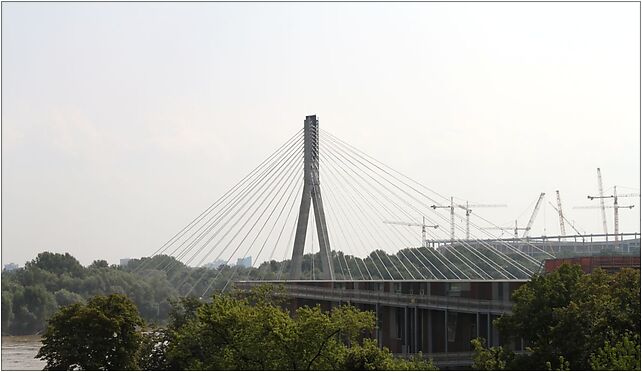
<box><xmin>289</xmin><ymin>115</ymin><xmax>334</xmax><ymax>280</ymax></box>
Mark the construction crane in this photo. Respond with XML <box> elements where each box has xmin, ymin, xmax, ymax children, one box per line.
<box><xmin>457</xmin><ymin>201</ymin><xmax>507</xmax><ymax>240</ymax></box>
<box><xmin>430</xmin><ymin>198</ymin><xmax>507</xmax><ymax>241</ymax></box>
<box><xmin>430</xmin><ymin>197</ymin><xmax>455</xmax><ymax>242</ymax></box>
<box><xmin>555</xmin><ymin>190</ymin><xmax>567</xmax><ymax>236</ymax></box>
<box><xmin>582</xmin><ymin>185</ymin><xmax>638</xmax><ymax>242</ymax></box>
<box><xmin>481</xmin><ymin>193</ymin><xmax>545</xmax><ymax>239</ymax></box>
<box><xmin>595</xmin><ymin>168</ymin><xmax>609</xmax><ymax>238</ymax></box>
<box><xmin>522</xmin><ymin>192</ymin><xmax>546</xmax><ymax>238</ymax></box>
<box><xmin>481</xmin><ymin>220</ymin><xmax>528</xmax><ymax>239</ymax></box>
<box><xmin>548</xmin><ymin>201</ymin><xmax>583</xmax><ymax>235</ymax></box>
<box><xmin>383</xmin><ymin>217</ymin><xmax>439</xmax><ymax>248</ymax></box>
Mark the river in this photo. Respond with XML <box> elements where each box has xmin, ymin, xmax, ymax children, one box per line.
<box><xmin>1</xmin><ymin>336</ymin><xmax>45</xmax><ymax>370</ymax></box>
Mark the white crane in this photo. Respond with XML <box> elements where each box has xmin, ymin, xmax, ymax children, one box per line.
<box><xmin>457</xmin><ymin>201</ymin><xmax>507</xmax><ymax>240</ymax></box>
<box><xmin>482</xmin><ymin>192</ymin><xmax>545</xmax><ymax>239</ymax></box>
<box><xmin>431</xmin><ymin>197</ymin><xmax>506</xmax><ymax>241</ymax></box>
<box><xmin>548</xmin><ymin>201</ymin><xmax>583</xmax><ymax>235</ymax></box>
<box><xmin>596</xmin><ymin>168</ymin><xmax>609</xmax><ymax>237</ymax></box>
<box><xmin>580</xmin><ymin>185</ymin><xmax>638</xmax><ymax>242</ymax></box>
<box><xmin>481</xmin><ymin>220</ymin><xmax>528</xmax><ymax>239</ymax></box>
<box><xmin>383</xmin><ymin>217</ymin><xmax>438</xmax><ymax>248</ymax></box>
<box><xmin>522</xmin><ymin>193</ymin><xmax>546</xmax><ymax>238</ymax></box>
<box><xmin>430</xmin><ymin>197</ymin><xmax>455</xmax><ymax>242</ymax></box>
<box><xmin>555</xmin><ymin>190</ymin><xmax>567</xmax><ymax>236</ymax></box>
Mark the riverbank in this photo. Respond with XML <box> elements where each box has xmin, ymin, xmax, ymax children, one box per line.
<box><xmin>1</xmin><ymin>335</ymin><xmax>45</xmax><ymax>370</ymax></box>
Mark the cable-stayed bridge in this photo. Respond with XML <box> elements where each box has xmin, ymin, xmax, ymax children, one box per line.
<box><xmin>134</xmin><ymin>115</ymin><xmax>639</xmax><ymax>300</ymax></box>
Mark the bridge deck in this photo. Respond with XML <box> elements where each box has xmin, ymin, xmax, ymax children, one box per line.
<box><xmin>236</xmin><ymin>281</ymin><xmax>519</xmax><ymax>314</ymax></box>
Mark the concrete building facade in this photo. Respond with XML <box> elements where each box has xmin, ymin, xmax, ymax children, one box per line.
<box><xmin>238</xmin><ymin>279</ymin><xmax>526</xmax><ymax>368</ymax></box>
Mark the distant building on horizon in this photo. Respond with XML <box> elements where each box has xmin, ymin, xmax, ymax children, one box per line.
<box><xmin>236</xmin><ymin>256</ymin><xmax>252</xmax><ymax>268</ymax></box>
<box><xmin>119</xmin><ymin>258</ymin><xmax>131</xmax><ymax>267</ymax></box>
<box><xmin>3</xmin><ymin>263</ymin><xmax>19</xmax><ymax>272</ymax></box>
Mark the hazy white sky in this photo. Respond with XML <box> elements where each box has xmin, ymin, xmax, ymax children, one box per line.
<box><xmin>2</xmin><ymin>2</ymin><xmax>640</xmax><ymax>266</ymax></box>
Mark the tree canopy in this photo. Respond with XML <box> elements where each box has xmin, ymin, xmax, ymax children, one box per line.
<box><xmin>36</xmin><ymin>294</ymin><xmax>144</xmax><ymax>370</ymax></box>
<box><xmin>471</xmin><ymin>264</ymin><xmax>641</xmax><ymax>370</ymax></box>
<box><xmin>153</xmin><ymin>285</ymin><xmax>436</xmax><ymax>370</ymax></box>
<box><xmin>38</xmin><ymin>286</ymin><xmax>436</xmax><ymax>370</ymax></box>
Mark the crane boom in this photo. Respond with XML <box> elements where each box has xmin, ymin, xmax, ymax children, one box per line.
<box><xmin>587</xmin><ymin>178</ymin><xmax>638</xmax><ymax>242</ymax></box>
<box><xmin>548</xmin><ymin>201</ymin><xmax>582</xmax><ymax>235</ymax></box>
<box><xmin>383</xmin><ymin>220</ymin><xmax>439</xmax><ymax>228</ymax></box>
<box><xmin>383</xmin><ymin>218</ymin><xmax>438</xmax><ymax>248</ymax></box>
<box><xmin>597</xmin><ymin>168</ymin><xmax>608</xmax><ymax>236</ymax></box>
<box><xmin>430</xmin><ymin>197</ymin><xmax>455</xmax><ymax>242</ymax></box>
<box><xmin>614</xmin><ymin>186</ymin><xmax>619</xmax><ymax>242</ymax></box>
<box><xmin>430</xmin><ymin>200</ymin><xmax>507</xmax><ymax>240</ymax></box>
<box><xmin>573</xmin><ymin>205</ymin><xmax>634</xmax><ymax>209</ymax></box>
<box><xmin>457</xmin><ymin>202</ymin><xmax>507</xmax><ymax>240</ymax></box>
<box><xmin>555</xmin><ymin>190</ymin><xmax>566</xmax><ymax>236</ymax></box>
<box><xmin>449</xmin><ymin>197</ymin><xmax>454</xmax><ymax>242</ymax></box>
<box><xmin>483</xmin><ymin>220</ymin><xmax>527</xmax><ymax>238</ymax></box>
<box><xmin>522</xmin><ymin>193</ymin><xmax>545</xmax><ymax>238</ymax></box>
<box><xmin>615</xmin><ymin>192</ymin><xmax>641</xmax><ymax>198</ymax></box>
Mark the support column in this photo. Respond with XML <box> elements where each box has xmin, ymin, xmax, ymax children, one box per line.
<box><xmin>487</xmin><ymin>312</ymin><xmax>491</xmax><ymax>346</ymax></box>
<box><xmin>476</xmin><ymin>312</ymin><xmax>480</xmax><ymax>339</ymax></box>
<box><xmin>444</xmin><ymin>309</ymin><xmax>448</xmax><ymax>353</ymax></box>
<box><xmin>290</xmin><ymin>115</ymin><xmax>334</xmax><ymax>280</ymax></box>
<box><xmin>414</xmin><ymin>307</ymin><xmax>418</xmax><ymax>353</ymax></box>
<box><xmin>427</xmin><ymin>310</ymin><xmax>432</xmax><ymax>353</ymax></box>
<box><xmin>376</xmin><ymin>303</ymin><xmax>382</xmax><ymax>346</ymax></box>
<box><xmin>403</xmin><ymin>306</ymin><xmax>408</xmax><ymax>355</ymax></box>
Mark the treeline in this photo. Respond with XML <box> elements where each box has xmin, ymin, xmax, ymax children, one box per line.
<box><xmin>2</xmin><ymin>250</ymin><xmax>398</xmax><ymax>335</ymax></box>
<box><xmin>1</xmin><ymin>246</ymin><xmax>632</xmax><ymax>336</ymax></box>
<box><xmin>2</xmin><ymin>253</ymin><xmax>178</xmax><ymax>335</ymax></box>
<box><xmin>2</xmin><ymin>247</ymin><xmax>529</xmax><ymax>335</ymax></box>
<box><xmin>2</xmin><ymin>251</ymin><xmax>288</xmax><ymax>335</ymax></box>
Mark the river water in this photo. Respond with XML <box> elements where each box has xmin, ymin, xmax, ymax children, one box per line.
<box><xmin>1</xmin><ymin>336</ymin><xmax>45</xmax><ymax>370</ymax></box>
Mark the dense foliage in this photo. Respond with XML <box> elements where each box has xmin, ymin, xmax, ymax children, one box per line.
<box><xmin>471</xmin><ymin>265</ymin><xmax>641</xmax><ymax>370</ymax></box>
<box><xmin>136</xmin><ymin>286</ymin><xmax>437</xmax><ymax>370</ymax></box>
<box><xmin>37</xmin><ymin>286</ymin><xmax>437</xmax><ymax>370</ymax></box>
<box><xmin>36</xmin><ymin>294</ymin><xmax>144</xmax><ymax>370</ymax></box>
<box><xmin>2</xmin><ymin>252</ymin><xmax>178</xmax><ymax>335</ymax></box>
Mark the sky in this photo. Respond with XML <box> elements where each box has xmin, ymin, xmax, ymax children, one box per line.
<box><xmin>2</xmin><ymin>2</ymin><xmax>640</xmax><ymax>266</ymax></box>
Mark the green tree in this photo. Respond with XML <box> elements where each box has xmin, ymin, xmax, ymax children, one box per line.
<box><xmin>167</xmin><ymin>296</ymin><xmax>201</xmax><ymax>330</ymax></box>
<box><xmin>1</xmin><ymin>291</ymin><xmax>14</xmax><ymax>333</ymax></box>
<box><xmin>11</xmin><ymin>284</ymin><xmax>57</xmax><ymax>334</ymax></box>
<box><xmin>471</xmin><ymin>338</ymin><xmax>513</xmax><ymax>370</ymax></box>
<box><xmin>88</xmin><ymin>260</ymin><xmax>109</xmax><ymax>269</ymax></box>
<box><xmin>164</xmin><ymin>285</ymin><xmax>436</xmax><ymax>371</ymax></box>
<box><xmin>589</xmin><ymin>334</ymin><xmax>641</xmax><ymax>371</ymax></box>
<box><xmin>36</xmin><ymin>294</ymin><xmax>144</xmax><ymax>370</ymax></box>
<box><xmin>139</xmin><ymin>329</ymin><xmax>171</xmax><ymax>371</ymax></box>
<box><xmin>53</xmin><ymin>289</ymin><xmax>84</xmax><ymax>307</ymax></box>
<box><xmin>390</xmin><ymin>352</ymin><xmax>437</xmax><ymax>370</ymax></box>
<box><xmin>472</xmin><ymin>265</ymin><xmax>641</xmax><ymax>370</ymax></box>
<box><xmin>26</xmin><ymin>252</ymin><xmax>85</xmax><ymax>277</ymax></box>
<box><xmin>343</xmin><ymin>339</ymin><xmax>396</xmax><ymax>370</ymax></box>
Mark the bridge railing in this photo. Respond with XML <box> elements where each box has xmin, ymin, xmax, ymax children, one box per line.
<box><xmin>236</xmin><ymin>282</ymin><xmax>514</xmax><ymax>314</ymax></box>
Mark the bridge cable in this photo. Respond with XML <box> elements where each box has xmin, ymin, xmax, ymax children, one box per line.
<box><xmin>159</xmin><ymin>135</ymin><xmax>304</xmax><ymax>278</ymax></box>
<box><xmin>323</xmin><ymin>129</ymin><xmax>553</xmax><ymax>263</ymax></box>
<box><xmin>184</xmin><ymin>145</ymin><xmax>304</xmax><ymax>296</ymax></box>
<box><xmin>322</xmin><ymin>132</ymin><xmax>536</xmax><ymax>277</ymax></box>
<box><xmin>218</xmin><ymin>163</ymin><xmax>305</xmax><ymax>292</ymax></box>
<box><xmin>159</xmin><ymin>135</ymin><xmax>304</xmax><ymax>275</ymax></box>
<box><xmin>134</xmin><ymin>129</ymin><xmax>303</xmax><ymax>274</ymax></box>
